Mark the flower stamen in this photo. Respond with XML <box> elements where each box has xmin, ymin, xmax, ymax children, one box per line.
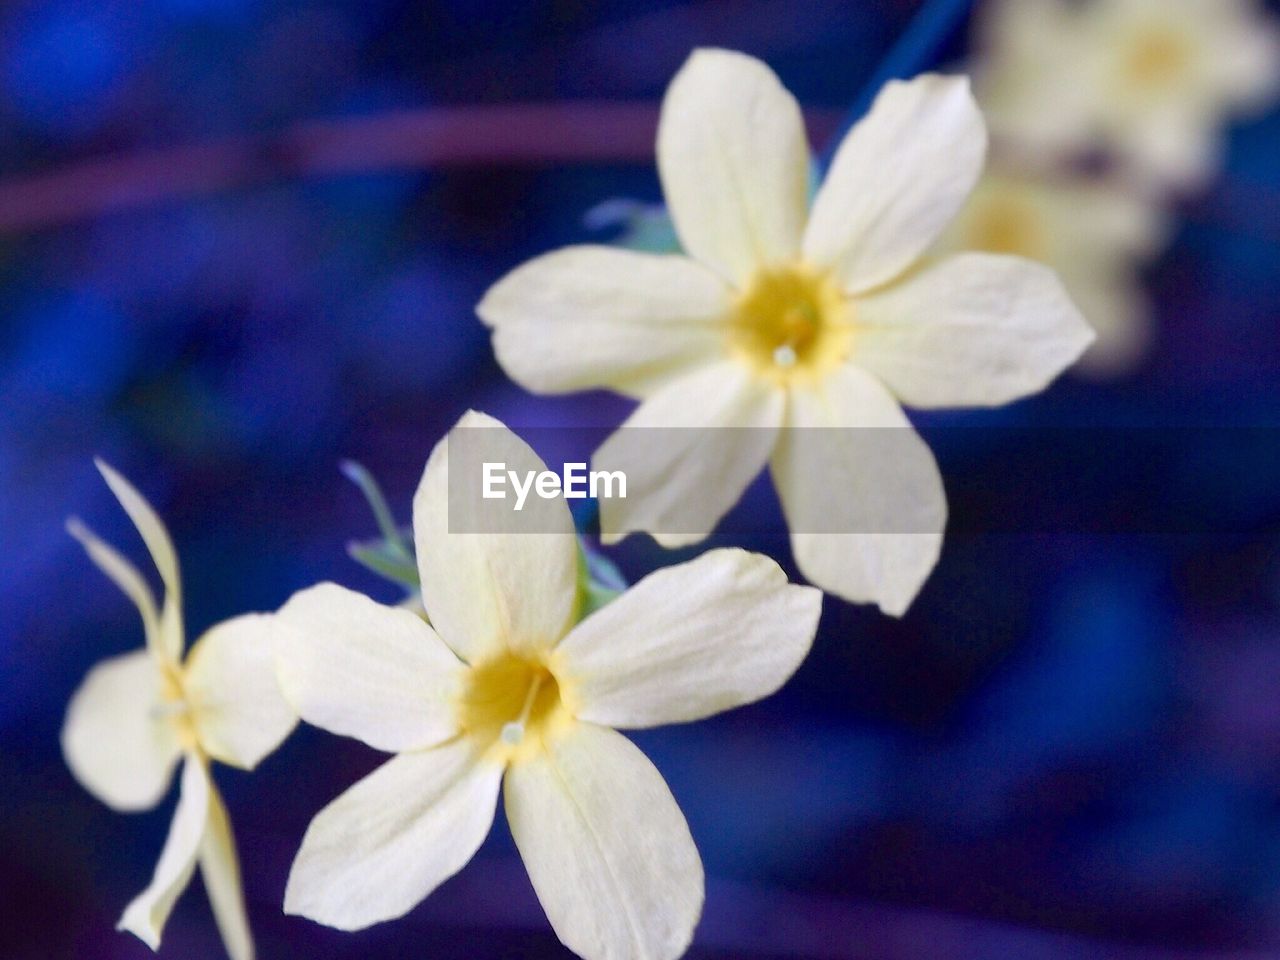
<box><xmin>500</xmin><ymin>672</ymin><xmax>547</xmax><ymax>745</ymax></box>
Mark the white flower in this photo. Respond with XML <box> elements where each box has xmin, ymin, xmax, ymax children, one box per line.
<box><xmin>274</xmin><ymin>412</ymin><xmax>822</xmax><ymax>960</ymax></box>
<box><xmin>62</xmin><ymin>460</ymin><xmax>297</xmax><ymax>960</ymax></box>
<box><xmin>974</xmin><ymin>0</ymin><xmax>1280</xmax><ymax>188</ymax></box>
<box><xmin>478</xmin><ymin>49</ymin><xmax>1092</xmax><ymax>616</ymax></box>
<box><xmin>934</xmin><ymin>170</ymin><xmax>1168</xmax><ymax>377</ymax></box>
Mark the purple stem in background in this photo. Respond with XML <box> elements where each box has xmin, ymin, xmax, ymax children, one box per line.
<box><xmin>0</xmin><ymin>103</ymin><xmax>844</xmax><ymax>234</ymax></box>
<box><xmin>821</xmin><ymin>0</ymin><xmax>976</xmax><ymax>164</ymax></box>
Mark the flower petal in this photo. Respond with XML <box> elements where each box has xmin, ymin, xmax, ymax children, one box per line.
<box><xmin>95</xmin><ymin>459</ymin><xmax>184</xmax><ymax>662</ymax></box>
<box><xmin>273</xmin><ymin>583</ymin><xmax>464</xmax><ymax>752</ymax></box>
<box><xmin>854</xmin><ymin>252</ymin><xmax>1093</xmax><ymax>408</ymax></box>
<box><xmin>61</xmin><ymin>648</ymin><xmax>180</xmax><ymax>812</ymax></box>
<box><xmin>557</xmin><ymin>549</ymin><xmax>821</xmax><ymax>728</ymax></box>
<box><xmin>118</xmin><ymin>754</ymin><xmax>210</xmax><ymax>949</ymax></box>
<box><xmin>183</xmin><ymin>613</ymin><xmax>298</xmax><ymax>770</ymax></box>
<box><xmin>772</xmin><ymin>366</ymin><xmax>946</xmax><ymax>616</ymax></box>
<box><xmin>594</xmin><ymin>362</ymin><xmax>782</xmax><ymax>548</ymax></box>
<box><xmin>478</xmin><ymin>246</ymin><xmax>731</xmax><ymax>399</ymax></box>
<box><xmin>284</xmin><ymin>740</ymin><xmax>502</xmax><ymax>931</ymax></box>
<box><xmin>200</xmin><ymin>783</ymin><xmax>252</xmax><ymax>960</ymax></box>
<box><xmin>66</xmin><ymin>517</ymin><xmax>163</xmax><ymax>662</ymax></box>
<box><xmin>804</xmin><ymin>74</ymin><xmax>987</xmax><ymax>293</ymax></box>
<box><xmin>413</xmin><ymin>412</ymin><xmax>580</xmax><ymax>663</ymax></box>
<box><xmin>657</xmin><ymin>48</ymin><xmax>809</xmax><ymax>285</ymax></box>
<box><xmin>505</xmin><ymin>723</ymin><xmax>703</xmax><ymax>960</ymax></box>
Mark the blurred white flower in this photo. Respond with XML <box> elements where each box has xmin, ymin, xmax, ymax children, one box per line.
<box><xmin>935</xmin><ymin>170</ymin><xmax>1168</xmax><ymax>377</ymax></box>
<box><xmin>274</xmin><ymin>411</ymin><xmax>822</xmax><ymax>960</ymax></box>
<box><xmin>479</xmin><ymin>49</ymin><xmax>1091</xmax><ymax>616</ymax></box>
<box><xmin>974</xmin><ymin>0</ymin><xmax>1280</xmax><ymax>188</ymax></box>
<box><xmin>62</xmin><ymin>460</ymin><xmax>297</xmax><ymax>960</ymax></box>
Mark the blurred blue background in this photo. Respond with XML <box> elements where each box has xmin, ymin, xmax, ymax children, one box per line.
<box><xmin>4</xmin><ymin>1</ymin><xmax>1280</xmax><ymax>957</ymax></box>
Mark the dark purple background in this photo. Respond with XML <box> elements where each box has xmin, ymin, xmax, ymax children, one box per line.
<box><xmin>4</xmin><ymin>1</ymin><xmax>1280</xmax><ymax>957</ymax></box>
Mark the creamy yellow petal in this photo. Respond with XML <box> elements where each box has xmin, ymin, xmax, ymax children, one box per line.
<box><xmin>854</xmin><ymin>252</ymin><xmax>1093</xmax><ymax>409</ymax></box>
<box><xmin>274</xmin><ymin>583</ymin><xmax>464</xmax><ymax>752</ymax></box>
<box><xmin>478</xmin><ymin>246</ymin><xmax>731</xmax><ymax>399</ymax></box>
<box><xmin>66</xmin><ymin>517</ymin><xmax>163</xmax><ymax>662</ymax></box>
<box><xmin>772</xmin><ymin>366</ymin><xmax>946</xmax><ymax>616</ymax></box>
<box><xmin>95</xmin><ymin>459</ymin><xmax>184</xmax><ymax>663</ymax></box>
<box><xmin>657</xmin><ymin>48</ymin><xmax>809</xmax><ymax>285</ymax></box>
<box><xmin>200</xmin><ymin>782</ymin><xmax>253</xmax><ymax>960</ymax></box>
<box><xmin>594</xmin><ymin>362</ymin><xmax>782</xmax><ymax>548</ymax></box>
<box><xmin>505</xmin><ymin>722</ymin><xmax>703</xmax><ymax>960</ymax></box>
<box><xmin>804</xmin><ymin>75</ymin><xmax>987</xmax><ymax>293</ymax></box>
<box><xmin>61</xmin><ymin>648</ymin><xmax>180</xmax><ymax>812</ymax></box>
<box><xmin>413</xmin><ymin>412</ymin><xmax>580</xmax><ymax>663</ymax></box>
<box><xmin>118</xmin><ymin>754</ymin><xmax>210</xmax><ymax>949</ymax></box>
<box><xmin>284</xmin><ymin>740</ymin><xmax>503</xmax><ymax>931</ymax></box>
<box><xmin>557</xmin><ymin>549</ymin><xmax>821</xmax><ymax>728</ymax></box>
<box><xmin>183</xmin><ymin>613</ymin><xmax>298</xmax><ymax>770</ymax></box>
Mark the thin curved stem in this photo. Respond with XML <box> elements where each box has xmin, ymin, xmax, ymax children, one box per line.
<box><xmin>0</xmin><ymin>103</ymin><xmax>843</xmax><ymax>234</ymax></box>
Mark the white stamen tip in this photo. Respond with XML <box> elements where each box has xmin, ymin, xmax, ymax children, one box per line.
<box><xmin>501</xmin><ymin>722</ymin><xmax>525</xmax><ymax>745</ymax></box>
<box><xmin>773</xmin><ymin>344</ymin><xmax>798</xmax><ymax>368</ymax></box>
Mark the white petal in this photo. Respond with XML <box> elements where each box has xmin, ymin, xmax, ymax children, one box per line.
<box><xmin>95</xmin><ymin>459</ymin><xmax>185</xmax><ymax>662</ymax></box>
<box><xmin>505</xmin><ymin>723</ymin><xmax>703</xmax><ymax>960</ymax></box>
<box><xmin>804</xmin><ymin>75</ymin><xmax>987</xmax><ymax>293</ymax></box>
<box><xmin>557</xmin><ymin>549</ymin><xmax>821</xmax><ymax>728</ymax></box>
<box><xmin>61</xmin><ymin>648</ymin><xmax>180</xmax><ymax>812</ymax></box>
<box><xmin>274</xmin><ymin>583</ymin><xmax>464</xmax><ymax>753</ymax></box>
<box><xmin>413</xmin><ymin>412</ymin><xmax>580</xmax><ymax>663</ymax></box>
<box><xmin>657</xmin><ymin>48</ymin><xmax>809</xmax><ymax>285</ymax></box>
<box><xmin>594</xmin><ymin>362</ymin><xmax>782</xmax><ymax>548</ymax></box>
<box><xmin>200</xmin><ymin>783</ymin><xmax>253</xmax><ymax>960</ymax></box>
<box><xmin>183</xmin><ymin>614</ymin><xmax>298</xmax><ymax>770</ymax></box>
<box><xmin>66</xmin><ymin>518</ymin><xmax>163</xmax><ymax>663</ymax></box>
<box><xmin>478</xmin><ymin>246</ymin><xmax>731</xmax><ymax>399</ymax></box>
<box><xmin>854</xmin><ymin>252</ymin><xmax>1093</xmax><ymax>408</ymax></box>
<box><xmin>772</xmin><ymin>366</ymin><xmax>946</xmax><ymax>616</ymax></box>
<box><xmin>284</xmin><ymin>740</ymin><xmax>502</xmax><ymax>931</ymax></box>
<box><xmin>118</xmin><ymin>754</ymin><xmax>210</xmax><ymax>949</ymax></box>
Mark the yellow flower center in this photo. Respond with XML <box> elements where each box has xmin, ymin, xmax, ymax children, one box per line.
<box><xmin>459</xmin><ymin>652</ymin><xmax>571</xmax><ymax>761</ymax></box>
<box><xmin>1121</xmin><ymin>27</ymin><xmax>1192</xmax><ymax>90</ymax></box>
<box><xmin>965</xmin><ymin>195</ymin><xmax>1047</xmax><ymax>260</ymax></box>
<box><xmin>727</xmin><ymin>264</ymin><xmax>853</xmax><ymax>385</ymax></box>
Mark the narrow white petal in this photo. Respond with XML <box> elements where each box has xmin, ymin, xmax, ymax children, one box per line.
<box><xmin>413</xmin><ymin>412</ymin><xmax>580</xmax><ymax>663</ymax></box>
<box><xmin>118</xmin><ymin>755</ymin><xmax>211</xmax><ymax>949</ymax></box>
<box><xmin>478</xmin><ymin>246</ymin><xmax>731</xmax><ymax>399</ymax></box>
<box><xmin>284</xmin><ymin>740</ymin><xmax>502</xmax><ymax>931</ymax></box>
<box><xmin>594</xmin><ymin>362</ymin><xmax>782</xmax><ymax>548</ymax></box>
<box><xmin>804</xmin><ymin>74</ymin><xmax>987</xmax><ymax>293</ymax></box>
<box><xmin>66</xmin><ymin>518</ymin><xmax>165</xmax><ymax>663</ymax></box>
<box><xmin>558</xmin><ymin>549</ymin><xmax>821</xmax><ymax>728</ymax></box>
<box><xmin>183</xmin><ymin>614</ymin><xmax>298</xmax><ymax>770</ymax></box>
<box><xmin>506</xmin><ymin>723</ymin><xmax>703</xmax><ymax>960</ymax></box>
<box><xmin>200</xmin><ymin>783</ymin><xmax>253</xmax><ymax>960</ymax></box>
<box><xmin>61</xmin><ymin>648</ymin><xmax>180</xmax><ymax>812</ymax></box>
<box><xmin>94</xmin><ymin>459</ymin><xmax>185</xmax><ymax>662</ymax></box>
<box><xmin>273</xmin><ymin>583</ymin><xmax>464</xmax><ymax>752</ymax></box>
<box><xmin>855</xmin><ymin>252</ymin><xmax>1094</xmax><ymax>409</ymax></box>
<box><xmin>772</xmin><ymin>366</ymin><xmax>946</xmax><ymax>616</ymax></box>
<box><xmin>657</xmin><ymin>48</ymin><xmax>809</xmax><ymax>284</ymax></box>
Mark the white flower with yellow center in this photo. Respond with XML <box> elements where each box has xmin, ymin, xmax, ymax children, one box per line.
<box><xmin>478</xmin><ymin>49</ymin><xmax>1092</xmax><ymax>616</ymax></box>
<box><xmin>62</xmin><ymin>461</ymin><xmax>298</xmax><ymax>960</ymax></box>
<box><xmin>935</xmin><ymin>170</ymin><xmax>1168</xmax><ymax>377</ymax></box>
<box><xmin>274</xmin><ymin>412</ymin><xmax>822</xmax><ymax>960</ymax></box>
<box><xmin>974</xmin><ymin>0</ymin><xmax>1280</xmax><ymax>188</ymax></box>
